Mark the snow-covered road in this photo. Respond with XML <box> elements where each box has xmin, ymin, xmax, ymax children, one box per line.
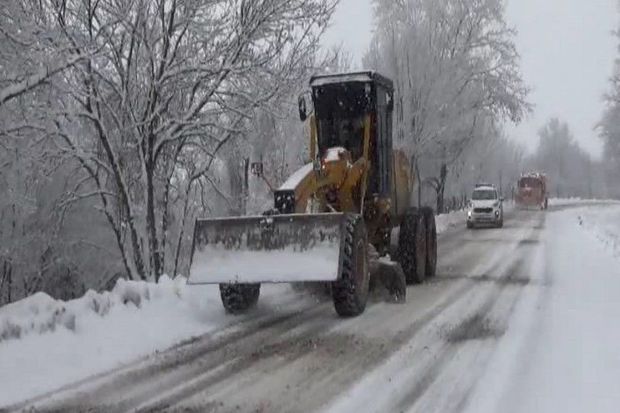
<box><xmin>3</xmin><ymin>202</ymin><xmax>620</xmax><ymax>412</ymax></box>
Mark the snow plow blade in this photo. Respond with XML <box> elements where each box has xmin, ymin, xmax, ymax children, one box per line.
<box><xmin>188</xmin><ymin>213</ymin><xmax>346</xmax><ymax>284</ymax></box>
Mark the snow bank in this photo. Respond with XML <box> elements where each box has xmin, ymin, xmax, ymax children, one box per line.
<box><xmin>435</xmin><ymin>209</ymin><xmax>466</xmax><ymax>234</ymax></box>
<box><xmin>548</xmin><ymin>197</ymin><xmax>619</xmax><ymax>207</ymax></box>
<box><xmin>0</xmin><ymin>276</ymin><xmax>309</xmax><ymax>407</ymax></box>
<box><xmin>573</xmin><ymin>204</ymin><xmax>620</xmax><ymax>259</ymax></box>
<box><xmin>0</xmin><ymin>276</ymin><xmax>222</xmax><ymax>407</ymax></box>
<box><xmin>0</xmin><ymin>276</ymin><xmax>179</xmax><ymax>343</ymax></box>
<box><xmin>0</xmin><ymin>292</ymin><xmax>76</xmax><ymax>342</ymax></box>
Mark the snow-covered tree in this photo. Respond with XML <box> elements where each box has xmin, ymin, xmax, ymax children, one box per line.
<box><xmin>364</xmin><ymin>0</ymin><xmax>530</xmax><ymax>211</ymax></box>
<box><xmin>599</xmin><ymin>25</ymin><xmax>620</xmax><ymax>197</ymax></box>
<box><xmin>0</xmin><ymin>0</ymin><xmax>340</xmax><ymax>302</ymax></box>
<box><xmin>533</xmin><ymin>118</ymin><xmax>598</xmax><ymax>198</ymax></box>
<box><xmin>43</xmin><ymin>0</ymin><xmax>338</xmax><ymax>281</ymax></box>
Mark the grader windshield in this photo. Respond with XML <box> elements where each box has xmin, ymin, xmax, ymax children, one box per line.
<box><xmin>312</xmin><ymin>81</ymin><xmax>370</xmax><ymax>159</ymax></box>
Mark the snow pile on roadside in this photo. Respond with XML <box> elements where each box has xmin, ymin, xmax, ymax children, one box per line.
<box><xmin>0</xmin><ymin>275</ymin><xmax>308</xmax><ymax>407</ymax></box>
<box><xmin>0</xmin><ymin>276</ymin><xmax>185</xmax><ymax>342</ymax></box>
<box><xmin>0</xmin><ymin>277</ymin><xmax>229</xmax><ymax>407</ymax></box>
<box><xmin>574</xmin><ymin>205</ymin><xmax>620</xmax><ymax>259</ymax></box>
<box><xmin>0</xmin><ymin>292</ymin><xmax>76</xmax><ymax>342</ymax></box>
<box><xmin>435</xmin><ymin>209</ymin><xmax>466</xmax><ymax>234</ymax></box>
<box><xmin>549</xmin><ymin>197</ymin><xmax>619</xmax><ymax>207</ymax></box>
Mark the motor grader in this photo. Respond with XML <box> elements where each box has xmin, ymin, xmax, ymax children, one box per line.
<box><xmin>188</xmin><ymin>71</ymin><xmax>437</xmax><ymax>317</ymax></box>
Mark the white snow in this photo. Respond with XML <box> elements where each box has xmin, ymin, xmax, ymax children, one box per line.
<box><xmin>465</xmin><ymin>204</ymin><xmax>620</xmax><ymax>413</ymax></box>
<box><xmin>278</xmin><ymin>162</ymin><xmax>313</xmax><ymax>191</ymax></box>
<box><xmin>310</xmin><ymin>72</ymin><xmax>374</xmax><ymax>86</ymax></box>
<box><xmin>324</xmin><ymin>147</ymin><xmax>347</xmax><ymax>162</ymax></box>
<box><xmin>189</xmin><ymin>245</ymin><xmax>341</xmax><ymax>283</ymax></box>
<box><xmin>573</xmin><ymin>204</ymin><xmax>620</xmax><ymax>258</ymax></box>
<box><xmin>435</xmin><ymin>209</ymin><xmax>467</xmax><ymax>234</ymax></box>
<box><xmin>0</xmin><ymin>276</ymin><xmax>306</xmax><ymax>407</ymax></box>
<box><xmin>548</xmin><ymin>197</ymin><xmax>620</xmax><ymax>207</ymax></box>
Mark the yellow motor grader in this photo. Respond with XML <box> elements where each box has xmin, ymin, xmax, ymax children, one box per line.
<box><xmin>188</xmin><ymin>71</ymin><xmax>437</xmax><ymax>317</ymax></box>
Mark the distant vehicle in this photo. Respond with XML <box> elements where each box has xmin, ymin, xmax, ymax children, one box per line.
<box><xmin>467</xmin><ymin>184</ymin><xmax>504</xmax><ymax>229</ymax></box>
<box><xmin>515</xmin><ymin>173</ymin><xmax>548</xmax><ymax>210</ymax></box>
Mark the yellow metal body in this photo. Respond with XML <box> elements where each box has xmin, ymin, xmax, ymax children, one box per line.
<box><xmin>282</xmin><ymin>113</ymin><xmax>414</xmax><ymax>248</ymax></box>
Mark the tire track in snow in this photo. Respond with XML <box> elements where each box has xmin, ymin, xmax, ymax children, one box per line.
<box><xmin>394</xmin><ymin>254</ymin><xmax>534</xmax><ymax>412</ymax></box>
<box><xmin>322</xmin><ymin>210</ymin><xmax>544</xmax><ymax>413</ymax></box>
<box><xmin>10</xmin><ymin>303</ymin><xmax>332</xmax><ymax>412</ymax></box>
<box><xmin>193</xmin><ymin>213</ymin><xmax>543</xmax><ymax>412</ymax></box>
<box><xmin>401</xmin><ymin>214</ymin><xmax>545</xmax><ymax>413</ymax></box>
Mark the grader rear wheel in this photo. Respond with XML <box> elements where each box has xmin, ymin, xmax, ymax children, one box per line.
<box><xmin>397</xmin><ymin>208</ymin><xmax>427</xmax><ymax>284</ymax></box>
<box><xmin>420</xmin><ymin>207</ymin><xmax>437</xmax><ymax>278</ymax></box>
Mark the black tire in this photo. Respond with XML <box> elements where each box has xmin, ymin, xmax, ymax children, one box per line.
<box><xmin>218</xmin><ymin>208</ymin><xmax>276</xmax><ymax>314</ymax></box>
<box><xmin>420</xmin><ymin>207</ymin><xmax>437</xmax><ymax>278</ymax></box>
<box><xmin>332</xmin><ymin>214</ymin><xmax>370</xmax><ymax>317</ymax></box>
<box><xmin>219</xmin><ymin>283</ymin><xmax>260</xmax><ymax>314</ymax></box>
<box><xmin>397</xmin><ymin>208</ymin><xmax>427</xmax><ymax>284</ymax></box>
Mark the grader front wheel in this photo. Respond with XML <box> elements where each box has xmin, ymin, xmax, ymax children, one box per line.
<box><xmin>219</xmin><ymin>283</ymin><xmax>261</xmax><ymax>314</ymax></box>
<box><xmin>332</xmin><ymin>214</ymin><xmax>370</xmax><ymax>317</ymax></box>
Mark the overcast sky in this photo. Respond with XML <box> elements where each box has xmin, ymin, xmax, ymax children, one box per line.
<box><xmin>323</xmin><ymin>0</ymin><xmax>619</xmax><ymax>158</ymax></box>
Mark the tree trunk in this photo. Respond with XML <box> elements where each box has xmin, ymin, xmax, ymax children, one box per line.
<box><xmin>161</xmin><ymin>179</ymin><xmax>170</xmax><ymax>278</ymax></box>
<box><xmin>0</xmin><ymin>260</ymin><xmax>11</xmax><ymax>305</ymax></box>
<box><xmin>243</xmin><ymin>157</ymin><xmax>249</xmax><ymax>214</ymax></box>
<box><xmin>436</xmin><ymin>163</ymin><xmax>448</xmax><ymax>214</ymax></box>
<box><xmin>7</xmin><ymin>263</ymin><xmax>12</xmax><ymax>303</ymax></box>
<box><xmin>173</xmin><ymin>182</ymin><xmax>194</xmax><ymax>278</ymax></box>
<box><xmin>146</xmin><ymin>157</ymin><xmax>162</xmax><ymax>282</ymax></box>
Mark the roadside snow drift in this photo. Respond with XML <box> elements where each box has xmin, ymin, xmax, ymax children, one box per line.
<box><xmin>574</xmin><ymin>204</ymin><xmax>620</xmax><ymax>258</ymax></box>
<box><xmin>0</xmin><ymin>276</ymin><xmax>306</xmax><ymax>407</ymax></box>
<box><xmin>435</xmin><ymin>209</ymin><xmax>466</xmax><ymax>234</ymax></box>
<box><xmin>0</xmin><ymin>276</ymin><xmax>188</xmax><ymax>343</ymax></box>
<box><xmin>0</xmin><ymin>276</ymin><xmax>220</xmax><ymax>406</ymax></box>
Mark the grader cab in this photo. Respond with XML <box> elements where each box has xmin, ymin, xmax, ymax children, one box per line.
<box><xmin>188</xmin><ymin>71</ymin><xmax>437</xmax><ymax>317</ymax></box>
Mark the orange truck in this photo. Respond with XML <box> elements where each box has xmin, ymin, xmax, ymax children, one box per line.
<box><xmin>515</xmin><ymin>173</ymin><xmax>548</xmax><ymax>210</ymax></box>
